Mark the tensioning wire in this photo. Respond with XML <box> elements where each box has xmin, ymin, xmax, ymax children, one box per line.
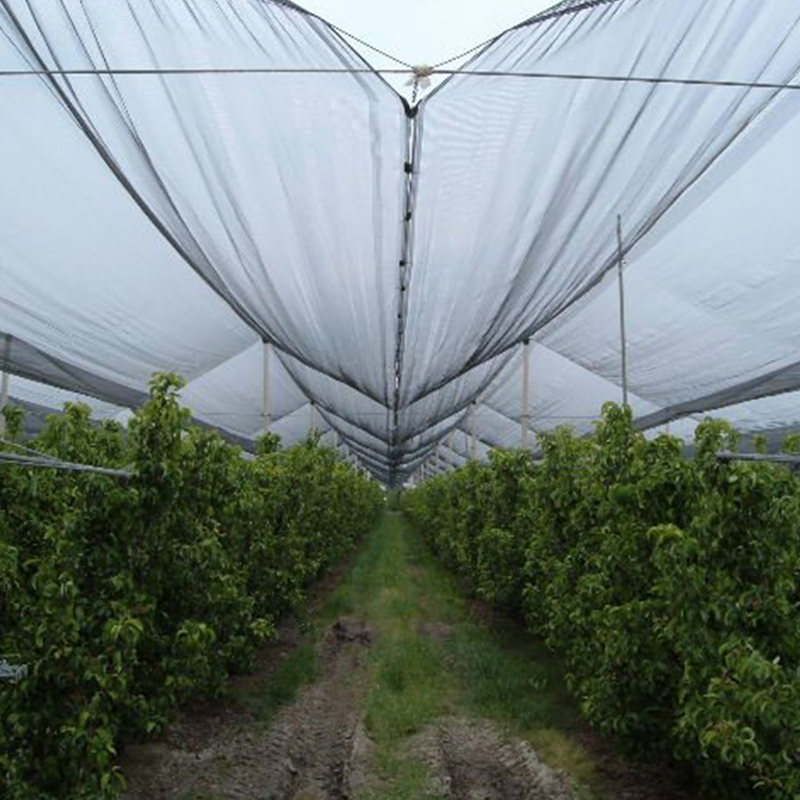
<box><xmin>1</xmin><ymin>66</ymin><xmax>798</xmax><ymax>94</ymax></box>
<box><xmin>328</xmin><ymin>23</ymin><xmax>414</xmax><ymax>69</ymax></box>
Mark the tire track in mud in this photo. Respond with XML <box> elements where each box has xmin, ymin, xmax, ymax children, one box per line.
<box><xmin>123</xmin><ymin>617</ymin><xmax>375</xmax><ymax>800</ymax></box>
<box><xmin>251</xmin><ymin>619</ymin><xmax>375</xmax><ymax>800</ymax></box>
<box><xmin>123</xmin><ymin>512</ymin><xmax>686</xmax><ymax>800</ymax></box>
<box><xmin>408</xmin><ymin>717</ymin><xmax>577</xmax><ymax>800</ymax></box>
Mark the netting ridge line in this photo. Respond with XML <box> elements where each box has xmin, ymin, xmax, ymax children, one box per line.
<box><xmin>0</xmin><ymin>1</ymin><xmax>403</xmax><ymax>415</ymax></box>
<box><xmin>513</xmin><ymin>0</ymin><xmax>628</xmax><ymax>29</ymax></box>
<box><xmin>390</xmin><ymin>97</ymin><xmax>422</xmax><ymax>483</ymax></box>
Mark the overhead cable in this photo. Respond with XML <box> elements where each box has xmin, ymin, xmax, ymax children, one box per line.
<box><xmin>1</xmin><ymin>67</ymin><xmax>799</xmax><ymax>94</ymax></box>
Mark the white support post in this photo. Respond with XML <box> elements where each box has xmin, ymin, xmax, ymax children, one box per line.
<box><xmin>262</xmin><ymin>340</ymin><xmax>271</xmax><ymax>433</ymax></box>
<box><xmin>521</xmin><ymin>338</ymin><xmax>531</xmax><ymax>449</ymax></box>
<box><xmin>469</xmin><ymin>401</ymin><xmax>478</xmax><ymax>460</ymax></box>
<box><xmin>310</xmin><ymin>401</ymin><xmax>317</xmax><ymax>432</ymax></box>
<box><xmin>0</xmin><ymin>335</ymin><xmax>11</xmax><ymax>437</ymax></box>
<box><xmin>0</xmin><ymin>371</ymin><xmax>9</xmax><ymax>437</ymax></box>
<box><xmin>616</xmin><ymin>215</ymin><xmax>629</xmax><ymax>407</ymax></box>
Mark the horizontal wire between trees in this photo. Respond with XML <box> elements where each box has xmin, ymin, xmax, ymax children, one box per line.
<box><xmin>1</xmin><ymin>444</ymin><xmax>793</xmax><ymax>476</ymax></box>
<box><xmin>0</xmin><ymin>451</ymin><xmax>132</xmax><ymax>478</ymax></box>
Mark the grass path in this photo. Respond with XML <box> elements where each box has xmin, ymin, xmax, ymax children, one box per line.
<box><xmin>315</xmin><ymin>512</ymin><xmax>630</xmax><ymax>800</ymax></box>
<box><xmin>127</xmin><ymin>511</ymin><xmax>694</xmax><ymax>800</ymax></box>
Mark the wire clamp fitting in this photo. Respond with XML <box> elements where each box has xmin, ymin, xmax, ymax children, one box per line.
<box><xmin>406</xmin><ymin>65</ymin><xmax>435</xmax><ymax>103</ymax></box>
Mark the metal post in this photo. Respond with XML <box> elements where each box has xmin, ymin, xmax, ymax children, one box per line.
<box><xmin>262</xmin><ymin>340</ymin><xmax>271</xmax><ymax>433</ymax></box>
<box><xmin>0</xmin><ymin>335</ymin><xmax>10</xmax><ymax>437</ymax></box>
<box><xmin>616</xmin><ymin>215</ymin><xmax>629</xmax><ymax>407</ymax></box>
<box><xmin>0</xmin><ymin>371</ymin><xmax>8</xmax><ymax>437</ymax></box>
<box><xmin>521</xmin><ymin>338</ymin><xmax>531</xmax><ymax>449</ymax></box>
<box><xmin>310</xmin><ymin>402</ymin><xmax>316</xmax><ymax>432</ymax></box>
<box><xmin>470</xmin><ymin>401</ymin><xmax>478</xmax><ymax>460</ymax></box>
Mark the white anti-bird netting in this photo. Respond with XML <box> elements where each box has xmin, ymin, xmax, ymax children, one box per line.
<box><xmin>2</xmin><ymin>0</ymin><xmax>800</xmax><ymax>482</ymax></box>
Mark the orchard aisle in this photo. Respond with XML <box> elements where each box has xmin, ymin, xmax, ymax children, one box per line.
<box><xmin>122</xmin><ymin>513</ymin><xmax>697</xmax><ymax>800</ymax></box>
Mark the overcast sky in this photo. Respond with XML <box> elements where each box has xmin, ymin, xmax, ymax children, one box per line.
<box><xmin>297</xmin><ymin>0</ymin><xmax>556</xmax><ymax>95</ymax></box>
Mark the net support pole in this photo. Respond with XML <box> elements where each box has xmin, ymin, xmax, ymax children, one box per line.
<box><xmin>616</xmin><ymin>215</ymin><xmax>629</xmax><ymax>407</ymax></box>
<box><xmin>521</xmin><ymin>338</ymin><xmax>531</xmax><ymax>449</ymax></box>
<box><xmin>0</xmin><ymin>335</ymin><xmax>10</xmax><ymax>437</ymax></box>
<box><xmin>262</xmin><ymin>340</ymin><xmax>271</xmax><ymax>433</ymax></box>
<box><xmin>310</xmin><ymin>402</ymin><xmax>317</xmax><ymax>432</ymax></box>
<box><xmin>0</xmin><ymin>372</ymin><xmax>8</xmax><ymax>437</ymax></box>
<box><xmin>469</xmin><ymin>401</ymin><xmax>478</xmax><ymax>460</ymax></box>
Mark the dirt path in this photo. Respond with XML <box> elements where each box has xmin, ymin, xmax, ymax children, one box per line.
<box><xmin>408</xmin><ymin>718</ymin><xmax>575</xmax><ymax>800</ymax></box>
<box><xmin>123</xmin><ymin>623</ymin><xmax>574</xmax><ymax>800</ymax></box>
<box><xmin>123</xmin><ymin>618</ymin><xmax>375</xmax><ymax>800</ymax></box>
<box><xmin>121</xmin><ymin>514</ymin><xmax>698</xmax><ymax>800</ymax></box>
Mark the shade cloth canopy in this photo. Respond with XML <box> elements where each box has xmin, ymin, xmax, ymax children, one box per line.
<box><xmin>2</xmin><ymin>0</ymin><xmax>800</xmax><ymax>483</ymax></box>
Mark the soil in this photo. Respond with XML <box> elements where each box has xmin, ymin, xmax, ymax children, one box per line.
<box><xmin>408</xmin><ymin>718</ymin><xmax>577</xmax><ymax>800</ymax></box>
<box><xmin>122</xmin><ymin>617</ymin><xmax>374</xmax><ymax>800</ymax></box>
<box><xmin>573</xmin><ymin>730</ymin><xmax>698</xmax><ymax>800</ymax></box>
<box><xmin>121</xmin><ymin>543</ymin><xmax>700</xmax><ymax>800</ymax></box>
<box><xmin>456</xmin><ymin>596</ymin><xmax>700</xmax><ymax>800</ymax></box>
